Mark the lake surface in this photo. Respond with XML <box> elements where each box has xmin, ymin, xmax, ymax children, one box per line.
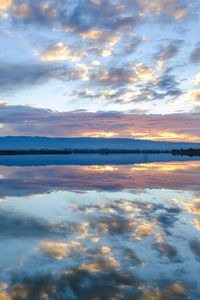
<box><xmin>0</xmin><ymin>156</ymin><xmax>200</xmax><ymax>299</ymax></box>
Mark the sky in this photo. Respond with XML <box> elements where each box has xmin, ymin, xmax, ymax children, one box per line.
<box><xmin>0</xmin><ymin>0</ymin><xmax>200</xmax><ymax>141</ymax></box>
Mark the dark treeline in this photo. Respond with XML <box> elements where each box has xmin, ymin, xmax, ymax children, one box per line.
<box><xmin>0</xmin><ymin>148</ymin><xmax>199</xmax><ymax>156</ymax></box>
<box><xmin>172</xmin><ymin>148</ymin><xmax>200</xmax><ymax>157</ymax></box>
<box><xmin>0</xmin><ymin>149</ymin><xmax>171</xmax><ymax>155</ymax></box>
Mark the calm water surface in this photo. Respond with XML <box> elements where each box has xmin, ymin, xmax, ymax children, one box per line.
<box><xmin>0</xmin><ymin>158</ymin><xmax>200</xmax><ymax>299</ymax></box>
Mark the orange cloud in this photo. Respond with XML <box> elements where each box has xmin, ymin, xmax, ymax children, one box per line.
<box><xmin>84</xmin><ymin>131</ymin><xmax>118</xmax><ymax>138</ymax></box>
<box><xmin>138</xmin><ymin>0</ymin><xmax>189</xmax><ymax>20</ymax></box>
<box><xmin>40</xmin><ymin>43</ymin><xmax>88</xmax><ymax>62</ymax></box>
<box><xmin>0</xmin><ymin>0</ymin><xmax>12</xmax><ymax>18</ymax></box>
<box><xmin>187</xmin><ymin>89</ymin><xmax>200</xmax><ymax>106</ymax></box>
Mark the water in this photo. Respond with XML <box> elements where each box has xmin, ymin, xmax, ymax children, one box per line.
<box><xmin>0</xmin><ymin>156</ymin><xmax>200</xmax><ymax>299</ymax></box>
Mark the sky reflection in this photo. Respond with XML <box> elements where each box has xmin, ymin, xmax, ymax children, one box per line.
<box><xmin>0</xmin><ymin>161</ymin><xmax>200</xmax><ymax>198</ymax></box>
<box><xmin>0</xmin><ymin>161</ymin><xmax>199</xmax><ymax>299</ymax></box>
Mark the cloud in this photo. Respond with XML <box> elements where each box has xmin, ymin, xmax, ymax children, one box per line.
<box><xmin>40</xmin><ymin>42</ymin><xmax>88</xmax><ymax>62</ymax></box>
<box><xmin>133</xmin><ymin>63</ymin><xmax>154</xmax><ymax>80</ymax></box>
<box><xmin>40</xmin><ymin>240</ymin><xmax>86</xmax><ymax>260</ymax></box>
<box><xmin>156</xmin><ymin>40</ymin><xmax>183</xmax><ymax>61</ymax></box>
<box><xmin>66</xmin><ymin>0</ymin><xmax>139</xmax><ymax>33</ymax></box>
<box><xmin>101</xmin><ymin>49</ymin><xmax>113</xmax><ymax>57</ymax></box>
<box><xmin>9</xmin><ymin>0</ymin><xmax>139</xmax><ymax>33</ymax></box>
<box><xmin>124</xmin><ymin>35</ymin><xmax>144</xmax><ymax>54</ymax></box>
<box><xmin>190</xmin><ymin>42</ymin><xmax>200</xmax><ymax>64</ymax></box>
<box><xmin>5</xmin><ymin>0</ymin><xmax>190</xmax><ymax>32</ymax></box>
<box><xmin>6</xmin><ymin>267</ymin><xmax>140</xmax><ymax>300</ymax></box>
<box><xmin>11</xmin><ymin>0</ymin><xmax>58</xmax><ymax>24</ymax></box>
<box><xmin>0</xmin><ymin>62</ymin><xmax>84</xmax><ymax>92</ymax></box>
<box><xmin>0</xmin><ymin>209</ymin><xmax>62</xmax><ymax>238</ymax></box>
<box><xmin>185</xmin><ymin>198</ymin><xmax>200</xmax><ymax>215</ymax></box>
<box><xmin>0</xmin><ymin>0</ymin><xmax>12</xmax><ymax>18</ymax></box>
<box><xmin>91</xmin><ymin>67</ymin><xmax>135</xmax><ymax>87</ymax></box>
<box><xmin>156</xmin><ymin>73</ymin><xmax>182</xmax><ymax>97</ymax></box>
<box><xmin>0</xmin><ymin>63</ymin><xmax>59</xmax><ymax>91</ymax></box>
<box><xmin>0</xmin><ymin>0</ymin><xmax>194</xmax><ymax>113</ymax></box>
<box><xmin>193</xmin><ymin>73</ymin><xmax>200</xmax><ymax>86</ymax></box>
<box><xmin>187</xmin><ymin>89</ymin><xmax>200</xmax><ymax>106</ymax></box>
<box><xmin>1</xmin><ymin>162</ymin><xmax>200</xmax><ymax>198</ymax></box>
<box><xmin>0</xmin><ymin>104</ymin><xmax>200</xmax><ymax>142</ymax></box>
<box><xmin>137</xmin><ymin>0</ymin><xmax>189</xmax><ymax>20</ymax></box>
<box><xmin>80</xmin><ymin>30</ymin><xmax>120</xmax><ymax>46</ymax></box>
<box><xmin>0</xmin><ymin>0</ymin><xmax>12</xmax><ymax>10</ymax></box>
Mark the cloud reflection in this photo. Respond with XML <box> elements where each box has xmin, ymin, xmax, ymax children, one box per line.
<box><xmin>0</xmin><ymin>161</ymin><xmax>199</xmax><ymax>299</ymax></box>
<box><xmin>0</xmin><ymin>161</ymin><xmax>200</xmax><ymax>198</ymax></box>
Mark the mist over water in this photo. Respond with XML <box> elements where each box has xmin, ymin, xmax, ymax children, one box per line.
<box><xmin>0</xmin><ymin>157</ymin><xmax>200</xmax><ymax>299</ymax></box>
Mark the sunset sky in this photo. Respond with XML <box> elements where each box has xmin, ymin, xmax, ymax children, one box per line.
<box><xmin>0</xmin><ymin>0</ymin><xmax>200</xmax><ymax>141</ymax></box>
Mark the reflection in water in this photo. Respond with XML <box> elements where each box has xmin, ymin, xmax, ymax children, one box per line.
<box><xmin>0</xmin><ymin>160</ymin><xmax>200</xmax><ymax>299</ymax></box>
<box><xmin>1</xmin><ymin>161</ymin><xmax>200</xmax><ymax>197</ymax></box>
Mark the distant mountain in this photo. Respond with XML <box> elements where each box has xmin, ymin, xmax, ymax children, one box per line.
<box><xmin>0</xmin><ymin>136</ymin><xmax>200</xmax><ymax>151</ymax></box>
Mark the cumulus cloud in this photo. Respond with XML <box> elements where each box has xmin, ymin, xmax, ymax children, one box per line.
<box><xmin>11</xmin><ymin>0</ymin><xmax>58</xmax><ymax>24</ymax></box>
<box><xmin>137</xmin><ymin>0</ymin><xmax>189</xmax><ymax>20</ymax></box>
<box><xmin>187</xmin><ymin>89</ymin><xmax>200</xmax><ymax>106</ymax></box>
<box><xmin>40</xmin><ymin>240</ymin><xmax>86</xmax><ymax>260</ymax></box>
<box><xmin>40</xmin><ymin>43</ymin><xmax>88</xmax><ymax>62</ymax></box>
<box><xmin>0</xmin><ymin>0</ymin><xmax>12</xmax><ymax>18</ymax></box>
<box><xmin>156</xmin><ymin>40</ymin><xmax>183</xmax><ymax>61</ymax></box>
<box><xmin>0</xmin><ymin>0</ymin><xmax>198</xmax><ymax>114</ymax></box>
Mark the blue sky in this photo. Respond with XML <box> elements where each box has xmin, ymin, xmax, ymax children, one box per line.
<box><xmin>0</xmin><ymin>0</ymin><xmax>200</xmax><ymax>140</ymax></box>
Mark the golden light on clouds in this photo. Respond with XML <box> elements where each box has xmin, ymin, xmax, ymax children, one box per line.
<box><xmin>138</xmin><ymin>0</ymin><xmax>189</xmax><ymax>20</ymax></box>
<box><xmin>80</xmin><ymin>30</ymin><xmax>105</xmax><ymax>40</ymax></box>
<box><xmin>133</xmin><ymin>63</ymin><xmax>154</xmax><ymax>81</ymax></box>
<box><xmin>0</xmin><ymin>290</ymin><xmax>11</xmax><ymax>300</ymax></box>
<box><xmin>187</xmin><ymin>89</ymin><xmax>200</xmax><ymax>106</ymax></box>
<box><xmin>185</xmin><ymin>198</ymin><xmax>200</xmax><ymax>215</ymax></box>
<box><xmin>84</xmin><ymin>131</ymin><xmax>118</xmax><ymax>138</ymax></box>
<box><xmin>170</xmin><ymin>283</ymin><xmax>187</xmax><ymax>296</ymax></box>
<box><xmin>192</xmin><ymin>218</ymin><xmax>200</xmax><ymax>231</ymax></box>
<box><xmin>140</xmin><ymin>283</ymin><xmax>187</xmax><ymax>300</ymax></box>
<box><xmin>131</xmin><ymin>161</ymin><xmax>200</xmax><ymax>173</ymax></box>
<box><xmin>12</xmin><ymin>1</ymin><xmax>58</xmax><ymax>19</ymax></box>
<box><xmin>133</xmin><ymin>131</ymin><xmax>200</xmax><ymax>142</ymax></box>
<box><xmin>91</xmin><ymin>60</ymin><xmax>101</xmax><ymax>66</ymax></box>
<box><xmin>40</xmin><ymin>240</ymin><xmax>86</xmax><ymax>260</ymax></box>
<box><xmin>80</xmin><ymin>30</ymin><xmax>120</xmax><ymax>47</ymax></box>
<box><xmin>170</xmin><ymin>7</ymin><xmax>188</xmax><ymax>20</ymax></box>
<box><xmin>87</xmin><ymin>166</ymin><xmax>119</xmax><ymax>172</ymax></box>
<box><xmin>41</xmin><ymin>43</ymin><xmax>88</xmax><ymax>62</ymax></box>
<box><xmin>100</xmin><ymin>246</ymin><xmax>112</xmax><ymax>254</ymax></box>
<box><xmin>0</xmin><ymin>0</ymin><xmax>12</xmax><ymax>10</ymax></box>
<box><xmin>132</xmin><ymin>220</ymin><xmax>156</xmax><ymax>240</ymax></box>
<box><xmin>0</xmin><ymin>0</ymin><xmax>11</xmax><ymax>18</ymax></box>
<box><xmin>101</xmin><ymin>49</ymin><xmax>113</xmax><ymax>57</ymax></box>
<box><xmin>79</xmin><ymin>256</ymin><xmax>120</xmax><ymax>272</ymax></box>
